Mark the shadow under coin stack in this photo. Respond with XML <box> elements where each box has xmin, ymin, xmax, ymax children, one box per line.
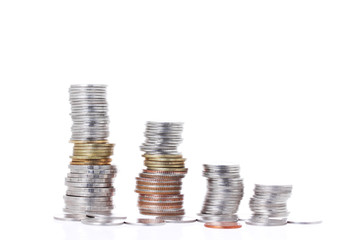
<box><xmin>198</xmin><ymin>164</ymin><xmax>244</xmax><ymax>226</ymax></box>
<box><xmin>61</xmin><ymin>85</ymin><xmax>116</xmax><ymax>218</ymax></box>
<box><xmin>246</xmin><ymin>184</ymin><xmax>292</xmax><ymax>226</ymax></box>
<box><xmin>135</xmin><ymin>121</ymin><xmax>187</xmax><ymax>216</ymax></box>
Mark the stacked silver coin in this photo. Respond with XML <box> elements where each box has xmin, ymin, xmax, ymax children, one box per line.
<box><xmin>64</xmin><ymin>165</ymin><xmax>117</xmax><ymax>215</ymax></box>
<box><xmin>55</xmin><ymin>85</ymin><xmax>117</xmax><ymax>221</ymax></box>
<box><xmin>198</xmin><ymin>164</ymin><xmax>244</xmax><ymax>222</ymax></box>
<box><xmin>246</xmin><ymin>184</ymin><xmax>292</xmax><ymax>226</ymax></box>
<box><xmin>136</xmin><ymin>121</ymin><xmax>187</xmax><ymax>216</ymax></box>
<box><xmin>69</xmin><ymin>84</ymin><xmax>109</xmax><ymax>141</ymax></box>
<box><xmin>140</xmin><ymin>122</ymin><xmax>183</xmax><ymax>155</ymax></box>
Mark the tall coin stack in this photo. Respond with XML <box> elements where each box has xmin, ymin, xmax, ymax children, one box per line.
<box><xmin>246</xmin><ymin>184</ymin><xmax>292</xmax><ymax>226</ymax></box>
<box><xmin>198</xmin><ymin>164</ymin><xmax>244</xmax><ymax>222</ymax></box>
<box><xmin>135</xmin><ymin>121</ymin><xmax>187</xmax><ymax>216</ymax></box>
<box><xmin>61</xmin><ymin>84</ymin><xmax>116</xmax><ymax>217</ymax></box>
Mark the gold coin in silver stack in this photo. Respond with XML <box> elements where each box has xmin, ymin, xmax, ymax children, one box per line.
<box><xmin>246</xmin><ymin>184</ymin><xmax>292</xmax><ymax>226</ymax></box>
<box><xmin>54</xmin><ymin>84</ymin><xmax>117</xmax><ymax>221</ymax></box>
<box><xmin>198</xmin><ymin>164</ymin><xmax>244</xmax><ymax>225</ymax></box>
<box><xmin>135</xmin><ymin>121</ymin><xmax>187</xmax><ymax>217</ymax></box>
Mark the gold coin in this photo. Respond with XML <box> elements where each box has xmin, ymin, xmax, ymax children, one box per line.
<box><xmin>73</xmin><ymin>153</ymin><xmax>113</xmax><ymax>157</ymax></box>
<box><xmin>71</xmin><ymin>158</ymin><xmax>111</xmax><ymax>162</ymax></box>
<box><xmin>73</xmin><ymin>149</ymin><xmax>113</xmax><ymax>153</ymax></box>
<box><xmin>70</xmin><ymin>140</ymin><xmax>109</xmax><ymax>144</ymax></box>
<box><xmin>145</xmin><ymin>164</ymin><xmax>185</xmax><ymax>168</ymax></box>
<box><xmin>143</xmin><ymin>154</ymin><xmax>183</xmax><ymax>159</ymax></box>
<box><xmin>144</xmin><ymin>161</ymin><xmax>185</xmax><ymax>165</ymax></box>
<box><xmin>70</xmin><ymin>162</ymin><xmax>111</xmax><ymax>165</ymax></box>
<box><xmin>70</xmin><ymin>155</ymin><xmax>112</xmax><ymax>160</ymax></box>
<box><xmin>74</xmin><ymin>143</ymin><xmax>114</xmax><ymax>146</ymax></box>
<box><xmin>146</xmin><ymin>167</ymin><xmax>188</xmax><ymax>172</ymax></box>
<box><xmin>72</xmin><ymin>159</ymin><xmax>111</xmax><ymax>163</ymax></box>
<box><xmin>144</xmin><ymin>158</ymin><xmax>186</xmax><ymax>162</ymax></box>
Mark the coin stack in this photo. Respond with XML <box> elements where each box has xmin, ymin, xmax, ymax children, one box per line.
<box><xmin>135</xmin><ymin>121</ymin><xmax>187</xmax><ymax>216</ymax></box>
<box><xmin>61</xmin><ymin>85</ymin><xmax>116</xmax><ymax>217</ymax></box>
<box><xmin>246</xmin><ymin>184</ymin><xmax>292</xmax><ymax>226</ymax></box>
<box><xmin>198</xmin><ymin>164</ymin><xmax>244</xmax><ymax>222</ymax></box>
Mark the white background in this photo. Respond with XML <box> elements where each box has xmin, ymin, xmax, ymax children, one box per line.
<box><xmin>0</xmin><ymin>1</ymin><xmax>359</xmax><ymax>239</ymax></box>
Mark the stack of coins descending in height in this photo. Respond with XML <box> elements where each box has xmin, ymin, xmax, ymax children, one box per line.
<box><xmin>198</xmin><ymin>164</ymin><xmax>244</xmax><ymax>223</ymax></box>
<box><xmin>61</xmin><ymin>85</ymin><xmax>116</xmax><ymax>218</ymax></box>
<box><xmin>246</xmin><ymin>184</ymin><xmax>292</xmax><ymax>226</ymax></box>
<box><xmin>135</xmin><ymin>121</ymin><xmax>187</xmax><ymax>216</ymax></box>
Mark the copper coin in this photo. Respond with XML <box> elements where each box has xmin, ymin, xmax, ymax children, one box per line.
<box><xmin>135</xmin><ymin>190</ymin><xmax>181</xmax><ymax>195</ymax></box>
<box><xmin>136</xmin><ymin>177</ymin><xmax>181</xmax><ymax>183</ymax></box>
<box><xmin>138</xmin><ymin>205</ymin><xmax>183</xmax><ymax>209</ymax></box>
<box><xmin>138</xmin><ymin>195</ymin><xmax>183</xmax><ymax>201</ymax></box>
<box><xmin>136</xmin><ymin>185</ymin><xmax>182</xmax><ymax>191</ymax></box>
<box><xmin>138</xmin><ymin>201</ymin><xmax>182</xmax><ymax>206</ymax></box>
<box><xmin>204</xmin><ymin>222</ymin><xmax>242</xmax><ymax>229</ymax></box>
<box><xmin>143</xmin><ymin>170</ymin><xmax>187</xmax><ymax>174</ymax></box>
<box><xmin>146</xmin><ymin>167</ymin><xmax>188</xmax><ymax>172</ymax></box>
<box><xmin>139</xmin><ymin>173</ymin><xmax>184</xmax><ymax>180</ymax></box>
<box><xmin>136</xmin><ymin>181</ymin><xmax>182</xmax><ymax>186</ymax></box>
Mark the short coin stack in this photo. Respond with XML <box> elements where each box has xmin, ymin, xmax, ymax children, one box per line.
<box><xmin>246</xmin><ymin>184</ymin><xmax>292</xmax><ymax>226</ymax></box>
<box><xmin>198</xmin><ymin>164</ymin><xmax>244</xmax><ymax>223</ymax></box>
<box><xmin>135</xmin><ymin>121</ymin><xmax>187</xmax><ymax>216</ymax></box>
<box><xmin>58</xmin><ymin>85</ymin><xmax>117</xmax><ymax>219</ymax></box>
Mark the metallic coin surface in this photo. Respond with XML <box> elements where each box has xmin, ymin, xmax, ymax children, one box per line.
<box><xmin>204</xmin><ymin>222</ymin><xmax>242</xmax><ymax>229</ymax></box>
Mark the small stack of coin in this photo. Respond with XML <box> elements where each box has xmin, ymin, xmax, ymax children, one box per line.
<box><xmin>246</xmin><ymin>184</ymin><xmax>292</xmax><ymax>226</ymax></box>
<box><xmin>70</xmin><ymin>142</ymin><xmax>114</xmax><ymax>165</ymax></box>
<box><xmin>69</xmin><ymin>84</ymin><xmax>109</xmax><ymax>141</ymax></box>
<box><xmin>198</xmin><ymin>164</ymin><xmax>244</xmax><ymax>223</ymax></box>
<box><xmin>56</xmin><ymin>85</ymin><xmax>117</xmax><ymax>220</ymax></box>
<box><xmin>136</xmin><ymin>121</ymin><xmax>187</xmax><ymax>216</ymax></box>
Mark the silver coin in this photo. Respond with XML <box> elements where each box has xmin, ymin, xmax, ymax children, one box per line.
<box><xmin>86</xmin><ymin>213</ymin><xmax>127</xmax><ymax>220</ymax></box>
<box><xmin>287</xmin><ymin>219</ymin><xmax>322</xmax><ymax>224</ymax></box>
<box><xmin>156</xmin><ymin>216</ymin><xmax>196</xmax><ymax>223</ymax></box>
<box><xmin>53</xmin><ymin>213</ymin><xmax>86</xmax><ymax>221</ymax></box>
<box><xmin>67</xmin><ymin>173</ymin><xmax>115</xmax><ymax>179</ymax></box>
<box><xmin>246</xmin><ymin>219</ymin><xmax>287</xmax><ymax>226</ymax></box>
<box><xmin>125</xmin><ymin>218</ymin><xmax>166</xmax><ymax>226</ymax></box>
<box><xmin>81</xmin><ymin>218</ymin><xmax>124</xmax><ymax>226</ymax></box>
<box><xmin>66</xmin><ymin>177</ymin><xmax>113</xmax><ymax>183</ymax></box>
<box><xmin>65</xmin><ymin>182</ymin><xmax>113</xmax><ymax>188</ymax></box>
<box><xmin>66</xmin><ymin>187</ymin><xmax>115</xmax><ymax>193</ymax></box>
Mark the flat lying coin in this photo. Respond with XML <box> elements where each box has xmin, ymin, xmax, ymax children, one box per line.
<box><xmin>81</xmin><ymin>218</ymin><xmax>125</xmax><ymax>226</ymax></box>
<box><xmin>53</xmin><ymin>213</ymin><xmax>85</xmax><ymax>221</ymax></box>
<box><xmin>204</xmin><ymin>221</ymin><xmax>242</xmax><ymax>229</ymax></box>
<box><xmin>156</xmin><ymin>216</ymin><xmax>197</xmax><ymax>223</ymax></box>
<box><xmin>125</xmin><ymin>218</ymin><xmax>166</xmax><ymax>226</ymax></box>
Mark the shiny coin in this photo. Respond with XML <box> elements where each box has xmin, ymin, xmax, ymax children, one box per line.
<box><xmin>156</xmin><ymin>216</ymin><xmax>197</xmax><ymax>223</ymax></box>
<box><xmin>54</xmin><ymin>213</ymin><xmax>86</xmax><ymax>221</ymax></box>
<box><xmin>204</xmin><ymin>222</ymin><xmax>242</xmax><ymax>229</ymax></box>
<box><xmin>81</xmin><ymin>218</ymin><xmax>125</xmax><ymax>226</ymax></box>
<box><xmin>125</xmin><ymin>218</ymin><xmax>166</xmax><ymax>226</ymax></box>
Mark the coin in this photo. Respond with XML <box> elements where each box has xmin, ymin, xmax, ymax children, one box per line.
<box><xmin>56</xmin><ymin>86</ymin><xmax>118</xmax><ymax>221</ymax></box>
<box><xmin>53</xmin><ymin>213</ymin><xmax>86</xmax><ymax>221</ymax></box>
<box><xmin>204</xmin><ymin>222</ymin><xmax>242</xmax><ymax>229</ymax></box>
<box><xmin>81</xmin><ymin>218</ymin><xmax>125</xmax><ymax>226</ymax></box>
<box><xmin>198</xmin><ymin>164</ymin><xmax>244</xmax><ymax>222</ymax></box>
<box><xmin>125</xmin><ymin>218</ymin><xmax>166</xmax><ymax>226</ymax></box>
<box><xmin>246</xmin><ymin>184</ymin><xmax>292</xmax><ymax>226</ymax></box>
<box><xmin>156</xmin><ymin>216</ymin><xmax>197</xmax><ymax>223</ymax></box>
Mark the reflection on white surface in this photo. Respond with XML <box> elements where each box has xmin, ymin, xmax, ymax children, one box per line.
<box><xmin>52</xmin><ymin>219</ymin><xmax>327</xmax><ymax>240</ymax></box>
